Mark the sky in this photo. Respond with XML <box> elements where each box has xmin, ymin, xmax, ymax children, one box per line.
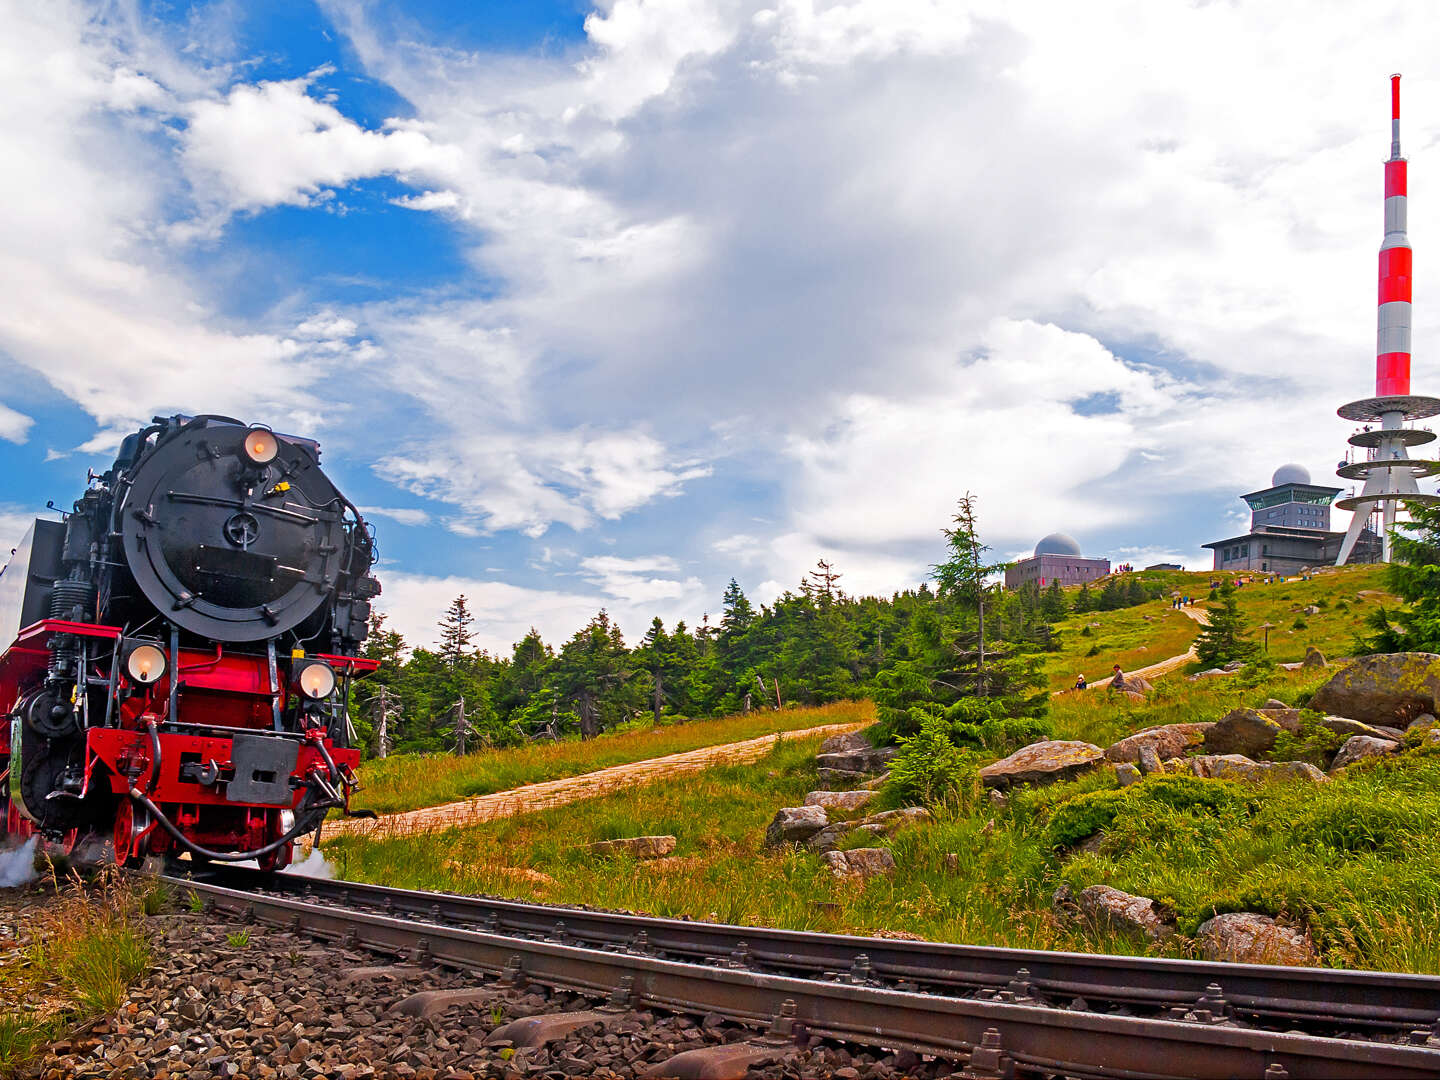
<box><xmin>0</xmin><ymin>0</ymin><xmax>1436</xmax><ymax>654</ymax></box>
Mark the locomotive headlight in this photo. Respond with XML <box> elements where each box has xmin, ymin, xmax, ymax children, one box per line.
<box><xmin>124</xmin><ymin>642</ymin><xmax>167</xmax><ymax>684</ymax></box>
<box><xmin>242</xmin><ymin>427</ymin><xmax>279</xmax><ymax>466</ymax></box>
<box><xmin>295</xmin><ymin>660</ymin><xmax>336</xmax><ymax>699</ymax></box>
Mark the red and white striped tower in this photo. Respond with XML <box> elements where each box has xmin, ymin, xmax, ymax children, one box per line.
<box><xmin>1336</xmin><ymin>75</ymin><xmax>1440</xmax><ymax>564</ymax></box>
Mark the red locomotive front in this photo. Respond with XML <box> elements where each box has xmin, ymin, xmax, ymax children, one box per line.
<box><xmin>0</xmin><ymin>415</ymin><xmax>379</xmax><ymax>869</ymax></box>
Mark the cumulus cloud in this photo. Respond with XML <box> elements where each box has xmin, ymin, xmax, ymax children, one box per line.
<box><xmin>580</xmin><ymin>553</ymin><xmax>704</xmax><ymax>605</ymax></box>
<box><xmin>181</xmin><ymin>69</ymin><xmax>462</xmax><ymax>214</ymax></box>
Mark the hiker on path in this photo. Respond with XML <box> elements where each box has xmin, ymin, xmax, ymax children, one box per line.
<box><xmin>1075</xmin><ymin>673</ymin><xmax>1087</xmax><ymax>691</ymax></box>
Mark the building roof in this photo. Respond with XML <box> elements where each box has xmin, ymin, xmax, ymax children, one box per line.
<box><xmin>1034</xmin><ymin>532</ymin><xmax>1083</xmax><ymax>557</ymax></box>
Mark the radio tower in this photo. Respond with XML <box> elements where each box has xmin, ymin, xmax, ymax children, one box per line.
<box><xmin>1336</xmin><ymin>74</ymin><xmax>1440</xmax><ymax>564</ymax></box>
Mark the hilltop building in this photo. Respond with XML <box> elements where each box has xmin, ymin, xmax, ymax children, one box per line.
<box><xmin>1202</xmin><ymin>464</ymin><xmax>1377</xmax><ymax>572</ymax></box>
<box><xmin>1005</xmin><ymin>533</ymin><xmax>1110</xmax><ymax>590</ymax></box>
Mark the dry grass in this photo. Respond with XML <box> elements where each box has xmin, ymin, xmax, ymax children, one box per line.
<box><xmin>350</xmin><ymin>700</ymin><xmax>875</xmax><ymax>815</ymax></box>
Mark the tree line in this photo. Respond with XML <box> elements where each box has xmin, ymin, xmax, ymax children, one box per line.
<box><xmin>350</xmin><ymin>501</ymin><xmax>1166</xmax><ymax>757</ymax></box>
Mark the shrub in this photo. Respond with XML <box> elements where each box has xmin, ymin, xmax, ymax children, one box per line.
<box><xmin>1080</xmin><ymin>624</ymin><xmax>1093</xmax><ymax>637</ymax></box>
<box><xmin>1292</xmin><ymin>617</ymin><xmax>1308</xmax><ymax>630</ymax></box>
<box><xmin>1043</xmin><ymin>775</ymin><xmax>1253</xmax><ymax>850</ymax></box>
<box><xmin>1272</xmin><ymin>712</ymin><xmax>1346</xmax><ymax>767</ymax></box>
<box><xmin>1085</xmin><ymin>644</ymin><xmax>1100</xmax><ymax>657</ymax></box>
<box><xmin>884</xmin><ymin>711</ymin><xmax>982</xmax><ymax>810</ymax></box>
<box><xmin>951</xmin><ymin>716</ymin><xmax>1054</xmax><ymax>755</ymax></box>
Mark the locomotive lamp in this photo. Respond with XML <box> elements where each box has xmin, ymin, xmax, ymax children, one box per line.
<box><xmin>294</xmin><ymin>659</ymin><xmax>336</xmax><ymax>699</ymax></box>
<box><xmin>124</xmin><ymin>640</ymin><xmax>167</xmax><ymax>684</ymax></box>
<box><xmin>242</xmin><ymin>426</ymin><xmax>279</xmax><ymax>466</ymax></box>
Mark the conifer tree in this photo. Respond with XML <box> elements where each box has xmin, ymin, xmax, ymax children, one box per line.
<box><xmin>438</xmin><ymin>596</ymin><xmax>475</xmax><ymax>664</ymax></box>
<box><xmin>1361</xmin><ymin>502</ymin><xmax>1440</xmax><ymax>652</ymax></box>
<box><xmin>1194</xmin><ymin>583</ymin><xmax>1260</xmax><ymax>667</ymax></box>
<box><xmin>1040</xmin><ymin>579</ymin><xmax>1069</xmax><ymax>621</ymax></box>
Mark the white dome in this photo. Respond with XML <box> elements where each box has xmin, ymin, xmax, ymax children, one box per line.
<box><xmin>1272</xmin><ymin>463</ymin><xmax>1311</xmax><ymax>486</ymax></box>
<box><xmin>1035</xmin><ymin>532</ymin><xmax>1083</xmax><ymax>557</ymax></box>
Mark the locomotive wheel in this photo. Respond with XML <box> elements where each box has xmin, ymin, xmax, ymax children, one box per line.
<box><xmin>112</xmin><ymin>799</ymin><xmax>149</xmax><ymax>869</ymax></box>
<box><xmin>258</xmin><ymin>843</ymin><xmax>292</xmax><ymax>872</ymax></box>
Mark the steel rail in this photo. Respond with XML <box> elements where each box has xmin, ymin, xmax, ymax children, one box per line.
<box><xmin>169</xmin><ymin>875</ymin><xmax>1440</xmax><ymax>1080</ymax></box>
<box><xmin>191</xmin><ymin>865</ymin><xmax>1440</xmax><ymax>1032</ymax></box>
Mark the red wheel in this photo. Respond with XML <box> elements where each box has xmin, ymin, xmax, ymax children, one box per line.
<box><xmin>112</xmin><ymin>800</ymin><xmax>148</xmax><ymax>868</ymax></box>
<box><xmin>60</xmin><ymin>828</ymin><xmax>82</xmax><ymax>858</ymax></box>
<box><xmin>258</xmin><ymin>842</ymin><xmax>292</xmax><ymax>872</ymax></box>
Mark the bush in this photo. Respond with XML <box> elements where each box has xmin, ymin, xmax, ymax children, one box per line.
<box><xmin>884</xmin><ymin>711</ymin><xmax>982</xmax><ymax>810</ymax></box>
<box><xmin>1085</xmin><ymin>644</ymin><xmax>1100</xmax><ymax>657</ymax></box>
<box><xmin>951</xmin><ymin>716</ymin><xmax>1054</xmax><ymax>755</ymax></box>
<box><xmin>1043</xmin><ymin>775</ymin><xmax>1253</xmax><ymax>850</ymax></box>
<box><xmin>1272</xmin><ymin>712</ymin><xmax>1346</xmax><ymax>767</ymax></box>
<box><xmin>1292</xmin><ymin>617</ymin><xmax>1308</xmax><ymax>630</ymax></box>
<box><xmin>1080</xmin><ymin>624</ymin><xmax>1093</xmax><ymax>637</ymax></box>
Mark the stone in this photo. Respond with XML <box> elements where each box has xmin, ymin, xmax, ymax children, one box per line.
<box><xmin>1110</xmin><ymin>673</ymin><xmax>1153</xmax><ymax>695</ymax></box>
<box><xmin>804</xmin><ymin>824</ymin><xmax>851</xmax><ymax>854</ymax></box>
<box><xmin>1189</xmin><ymin>755</ymin><xmax>1326</xmax><ymax>783</ymax></box>
<box><xmin>1263</xmin><ymin>699</ymin><xmax>1289</xmax><ymax>710</ymax></box>
<box><xmin>814</xmin><ymin>746</ymin><xmax>896</xmax><ymax>779</ymax></box>
<box><xmin>1189</xmin><ymin>668</ymin><xmax>1235</xmax><ymax>681</ymax></box>
<box><xmin>1222</xmin><ymin>660</ymin><xmax>1246</xmax><ymax>672</ymax></box>
<box><xmin>1302</xmin><ymin>646</ymin><xmax>1327</xmax><ymax>668</ymax></box>
<box><xmin>1303</xmin><ymin>605</ymin><xmax>1321</xmax><ymax>615</ymax></box>
<box><xmin>817</xmin><ymin>732</ymin><xmax>872</xmax><ymax>755</ymax></box>
<box><xmin>1106</xmin><ymin>723</ymin><xmax>1213</xmax><ymax>764</ymax></box>
<box><xmin>803</xmin><ymin>790</ymin><xmax>877</xmax><ymax>812</ymax></box>
<box><xmin>1137</xmin><ymin>745</ymin><xmax>1162</xmax><ymax>776</ymax></box>
<box><xmin>1328</xmin><ymin>735</ymin><xmax>1399</xmax><ymax>772</ymax></box>
<box><xmin>1409</xmin><ymin>713</ymin><xmax>1438</xmax><ymax>731</ymax></box>
<box><xmin>978</xmin><ymin>740</ymin><xmax>1105</xmax><ymax>790</ymax></box>
<box><xmin>584</xmin><ymin>835</ymin><xmax>677</xmax><ymax>859</ymax></box>
<box><xmin>1202</xmin><ymin>709</ymin><xmax>1284</xmax><ymax>757</ymax></box>
<box><xmin>764</xmin><ymin>806</ymin><xmax>829</xmax><ymax>847</ymax></box>
<box><xmin>1114</xmin><ymin>762</ymin><xmax>1141</xmax><ymax>787</ymax></box>
<box><xmin>1257</xmin><ymin>708</ymin><xmax>1302</xmax><ymax>733</ymax></box>
<box><xmin>1075</xmin><ymin>885</ymin><xmax>1173</xmax><ymax>941</ymax></box>
<box><xmin>1309</xmin><ymin>652</ymin><xmax>1440</xmax><ymax>726</ymax></box>
<box><xmin>820</xmin><ymin>848</ymin><xmax>895</xmax><ymax>880</ymax></box>
<box><xmin>1320</xmin><ymin>716</ymin><xmax>1398</xmax><ymax>741</ymax></box>
<box><xmin>1195</xmin><ymin>912</ymin><xmax>1316</xmax><ymax>965</ymax></box>
<box><xmin>860</xmin><ymin>806</ymin><xmax>933</xmax><ymax>830</ymax></box>
<box><xmin>805</xmin><ymin>807</ymin><xmax>932</xmax><ymax>853</ymax></box>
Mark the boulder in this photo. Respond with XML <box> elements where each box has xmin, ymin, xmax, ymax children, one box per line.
<box><xmin>821</xmin><ymin>848</ymin><xmax>895</xmax><ymax>881</ymax></box>
<box><xmin>1137</xmin><ymin>744</ymin><xmax>1162</xmax><ymax>776</ymax></box>
<box><xmin>1105</xmin><ymin>723</ymin><xmax>1214</xmax><ymax>764</ymax></box>
<box><xmin>585</xmin><ymin>835</ymin><xmax>677</xmax><ymax>859</ymax></box>
<box><xmin>1076</xmin><ymin>885</ymin><xmax>1173</xmax><ymax>941</ymax></box>
<box><xmin>1111</xmin><ymin>673</ymin><xmax>1153</xmax><ymax>695</ymax></box>
<box><xmin>803</xmin><ymin>790</ymin><xmax>877</xmax><ymax>812</ymax></box>
<box><xmin>805</xmin><ymin>824</ymin><xmax>851</xmax><ymax>854</ymax></box>
<box><xmin>765</xmin><ymin>806</ymin><xmax>829</xmax><ymax>848</ymax></box>
<box><xmin>1114</xmin><ymin>763</ymin><xmax>1142</xmax><ymax>787</ymax></box>
<box><xmin>1328</xmin><ymin>735</ymin><xmax>1399</xmax><ymax>773</ymax></box>
<box><xmin>1257</xmin><ymin>708</ymin><xmax>1302</xmax><ymax>733</ymax></box>
<box><xmin>1263</xmin><ymin>699</ymin><xmax>1289</xmax><ymax>710</ymax></box>
<box><xmin>818</xmin><ymin>731</ymin><xmax>872</xmax><ymax>755</ymax></box>
<box><xmin>1303</xmin><ymin>605</ymin><xmax>1321</xmax><ymax>616</ymax></box>
<box><xmin>1309</xmin><ymin>653</ymin><xmax>1440</xmax><ymax>726</ymax></box>
<box><xmin>1320</xmin><ymin>716</ymin><xmax>1399</xmax><ymax>741</ymax></box>
<box><xmin>979</xmin><ymin>740</ymin><xmax>1106</xmax><ymax>790</ymax></box>
<box><xmin>1189</xmin><ymin>668</ymin><xmax>1236</xmax><ymax>681</ymax></box>
<box><xmin>1202</xmin><ymin>709</ymin><xmax>1284</xmax><ymax>757</ymax></box>
<box><xmin>1222</xmin><ymin>660</ymin><xmax>1246</xmax><ymax>672</ymax></box>
<box><xmin>1189</xmin><ymin>754</ymin><xmax>1327</xmax><ymax>783</ymax></box>
<box><xmin>805</xmin><ymin>807</ymin><xmax>932</xmax><ymax>853</ymax></box>
<box><xmin>1195</xmin><ymin>913</ymin><xmax>1315</xmax><ymax>966</ymax></box>
<box><xmin>1409</xmin><ymin>713</ymin><xmax>1437</xmax><ymax>731</ymax></box>
<box><xmin>815</xmin><ymin>746</ymin><xmax>896</xmax><ymax>781</ymax></box>
<box><xmin>1302</xmin><ymin>646</ymin><xmax>1327</xmax><ymax>668</ymax></box>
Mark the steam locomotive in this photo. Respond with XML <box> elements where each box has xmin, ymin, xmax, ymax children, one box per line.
<box><xmin>0</xmin><ymin>415</ymin><xmax>380</xmax><ymax>869</ymax></box>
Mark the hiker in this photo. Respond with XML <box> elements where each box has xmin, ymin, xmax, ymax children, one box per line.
<box><xmin>1075</xmin><ymin>673</ymin><xmax>1087</xmax><ymax>691</ymax></box>
<box><xmin>1110</xmin><ymin>664</ymin><xmax>1126</xmax><ymax>691</ymax></box>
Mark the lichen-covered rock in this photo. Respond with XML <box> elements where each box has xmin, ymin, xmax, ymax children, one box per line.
<box><xmin>1328</xmin><ymin>734</ymin><xmax>1399</xmax><ymax>772</ymax></box>
<box><xmin>1105</xmin><ymin>723</ymin><xmax>1213</xmax><ymax>764</ymax></box>
<box><xmin>1189</xmin><ymin>754</ymin><xmax>1328</xmax><ymax>783</ymax></box>
<box><xmin>818</xmin><ymin>731</ymin><xmax>872</xmax><ymax>755</ymax></box>
<box><xmin>821</xmin><ymin>847</ymin><xmax>895</xmax><ymax>880</ymax></box>
<box><xmin>815</xmin><ymin>746</ymin><xmax>896</xmax><ymax>780</ymax></box>
<box><xmin>979</xmin><ymin>740</ymin><xmax>1105</xmax><ymax>790</ymax></box>
<box><xmin>764</xmin><ymin>805</ymin><xmax>829</xmax><ymax>847</ymax></box>
<box><xmin>803</xmin><ymin>790</ymin><xmax>877</xmax><ymax>812</ymax></box>
<box><xmin>1137</xmin><ymin>744</ymin><xmax>1162</xmax><ymax>775</ymax></box>
<box><xmin>860</xmin><ymin>806</ymin><xmax>932</xmax><ymax>832</ymax></box>
<box><xmin>1309</xmin><ymin>652</ymin><xmax>1440</xmax><ymax>726</ymax></box>
<box><xmin>1257</xmin><ymin>708</ymin><xmax>1301</xmax><ymax>733</ymax></box>
<box><xmin>805</xmin><ymin>823</ymin><xmax>851</xmax><ymax>853</ymax></box>
<box><xmin>1410</xmin><ymin>712</ymin><xmax>1438</xmax><ymax>731</ymax></box>
<box><xmin>1114</xmin><ymin>762</ymin><xmax>1142</xmax><ymax>787</ymax></box>
<box><xmin>585</xmin><ymin>835</ymin><xmax>677</xmax><ymax>858</ymax></box>
<box><xmin>1321</xmin><ymin>716</ymin><xmax>1400</xmax><ymax>741</ymax></box>
<box><xmin>1076</xmin><ymin>885</ymin><xmax>1173</xmax><ymax>940</ymax></box>
<box><xmin>804</xmin><ymin>806</ymin><xmax>931</xmax><ymax>852</ymax></box>
<box><xmin>1202</xmin><ymin>709</ymin><xmax>1284</xmax><ymax>757</ymax></box>
<box><xmin>1195</xmin><ymin>912</ymin><xmax>1315</xmax><ymax>965</ymax></box>
<box><xmin>1303</xmin><ymin>646</ymin><xmax>1327</xmax><ymax>668</ymax></box>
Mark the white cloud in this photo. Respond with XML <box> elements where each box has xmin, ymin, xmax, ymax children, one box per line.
<box><xmin>181</xmin><ymin>70</ymin><xmax>462</xmax><ymax>214</ymax></box>
<box><xmin>357</xmin><ymin>505</ymin><xmax>432</xmax><ymax>527</ymax></box>
<box><xmin>580</xmin><ymin>553</ymin><xmax>704</xmax><ymax>605</ymax></box>
<box><xmin>391</xmin><ymin>190</ymin><xmax>461</xmax><ymax>212</ymax></box>
<box><xmin>0</xmin><ymin>403</ymin><xmax>33</xmax><ymax>444</ymax></box>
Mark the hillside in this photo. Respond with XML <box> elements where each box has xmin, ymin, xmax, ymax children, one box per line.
<box><xmin>326</xmin><ymin>562</ymin><xmax>1440</xmax><ymax>973</ymax></box>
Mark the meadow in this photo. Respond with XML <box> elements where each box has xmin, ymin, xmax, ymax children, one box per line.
<box><xmin>328</xmin><ymin>661</ymin><xmax>1440</xmax><ymax>973</ymax></box>
<box><xmin>349</xmin><ymin>700</ymin><xmax>873</xmax><ymax>815</ymax></box>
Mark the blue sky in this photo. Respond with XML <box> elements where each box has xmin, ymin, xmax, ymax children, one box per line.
<box><xmin>0</xmin><ymin>0</ymin><xmax>1436</xmax><ymax>651</ymax></box>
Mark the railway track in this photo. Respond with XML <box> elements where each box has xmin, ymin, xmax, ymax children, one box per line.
<box><xmin>167</xmin><ymin>866</ymin><xmax>1440</xmax><ymax>1079</ymax></box>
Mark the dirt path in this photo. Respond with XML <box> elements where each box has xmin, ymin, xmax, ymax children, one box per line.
<box><xmin>324</xmin><ymin>720</ymin><xmax>868</xmax><ymax>841</ymax></box>
<box><xmin>1062</xmin><ymin>606</ymin><xmax>1211</xmax><ymax>694</ymax></box>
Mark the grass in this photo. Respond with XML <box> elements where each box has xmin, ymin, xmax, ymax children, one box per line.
<box><xmin>0</xmin><ymin>870</ymin><xmax>155</xmax><ymax>1079</ymax></box>
<box><xmin>329</xmin><ymin>711</ymin><xmax>1440</xmax><ymax>973</ymax></box>
<box><xmin>350</xmin><ymin>700</ymin><xmax>872</xmax><ymax>815</ymax></box>
<box><xmin>1043</xmin><ymin>598</ymin><xmax>1200</xmax><ymax>690</ymax></box>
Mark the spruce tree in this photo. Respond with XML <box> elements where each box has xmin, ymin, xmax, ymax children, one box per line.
<box><xmin>1194</xmin><ymin>583</ymin><xmax>1260</xmax><ymax>667</ymax></box>
<box><xmin>438</xmin><ymin>596</ymin><xmax>475</xmax><ymax>664</ymax></box>
<box><xmin>1361</xmin><ymin>501</ymin><xmax>1440</xmax><ymax>652</ymax></box>
<box><xmin>1040</xmin><ymin>579</ymin><xmax>1069</xmax><ymax>621</ymax></box>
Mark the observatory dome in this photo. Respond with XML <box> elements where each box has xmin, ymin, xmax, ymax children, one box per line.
<box><xmin>1035</xmin><ymin>532</ymin><xmax>1083</xmax><ymax>557</ymax></box>
<box><xmin>1272</xmin><ymin>463</ymin><xmax>1312</xmax><ymax>486</ymax></box>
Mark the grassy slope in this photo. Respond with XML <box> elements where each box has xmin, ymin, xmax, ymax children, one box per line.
<box><xmin>351</xmin><ymin>701</ymin><xmax>873</xmax><ymax>815</ymax></box>
<box><xmin>1039</xmin><ymin>564</ymin><xmax>1393</xmax><ymax>690</ymax></box>
<box><xmin>331</xmin><ymin>665</ymin><xmax>1440</xmax><ymax>972</ymax></box>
